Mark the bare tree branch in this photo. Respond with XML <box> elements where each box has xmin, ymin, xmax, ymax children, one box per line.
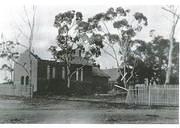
<box><xmin>103</xmin><ymin>40</ymin><xmax>123</xmax><ymax>76</ymax></box>
<box><xmin>162</xmin><ymin>7</ymin><xmax>180</xmax><ymax>18</ymax></box>
<box><xmin>70</xmin><ymin>65</ymin><xmax>86</xmax><ymax>80</ymax></box>
<box><xmin>11</xmin><ymin>57</ymin><xmax>29</xmax><ymax>75</ymax></box>
<box><xmin>102</xmin><ymin>49</ymin><xmax>117</xmax><ymax>60</ymax></box>
<box><xmin>126</xmin><ymin>58</ymin><xmax>137</xmax><ymax>84</ymax></box>
<box><xmin>24</xmin><ymin>6</ymin><xmax>32</xmax><ymax>30</ymax></box>
<box><xmin>16</xmin><ymin>26</ymin><xmax>29</xmax><ymax>39</ymax></box>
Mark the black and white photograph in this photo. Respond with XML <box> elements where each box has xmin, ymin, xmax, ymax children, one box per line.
<box><xmin>0</xmin><ymin>0</ymin><xmax>179</xmax><ymax>125</ymax></box>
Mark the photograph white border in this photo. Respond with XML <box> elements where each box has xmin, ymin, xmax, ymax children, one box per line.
<box><xmin>0</xmin><ymin>0</ymin><xmax>179</xmax><ymax>128</ymax></box>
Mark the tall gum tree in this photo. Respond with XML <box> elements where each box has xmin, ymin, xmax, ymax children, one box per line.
<box><xmin>49</xmin><ymin>10</ymin><xmax>104</xmax><ymax>89</ymax></box>
<box><xmin>162</xmin><ymin>6</ymin><xmax>179</xmax><ymax>86</ymax></box>
<box><xmin>88</xmin><ymin>7</ymin><xmax>148</xmax><ymax>88</ymax></box>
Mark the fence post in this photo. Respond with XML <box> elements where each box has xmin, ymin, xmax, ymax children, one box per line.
<box><xmin>148</xmin><ymin>85</ymin><xmax>151</xmax><ymax>106</ymax></box>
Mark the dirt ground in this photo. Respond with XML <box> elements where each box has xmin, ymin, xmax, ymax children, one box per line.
<box><xmin>0</xmin><ymin>96</ymin><xmax>179</xmax><ymax>124</ymax></box>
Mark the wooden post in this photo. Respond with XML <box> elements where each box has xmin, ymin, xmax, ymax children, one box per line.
<box><xmin>148</xmin><ymin>85</ymin><xmax>151</xmax><ymax>106</ymax></box>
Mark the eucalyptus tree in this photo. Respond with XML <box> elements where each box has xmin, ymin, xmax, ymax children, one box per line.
<box><xmin>162</xmin><ymin>6</ymin><xmax>179</xmax><ymax>85</ymax></box>
<box><xmin>49</xmin><ymin>10</ymin><xmax>104</xmax><ymax>88</ymax></box>
<box><xmin>133</xmin><ymin>36</ymin><xmax>179</xmax><ymax>85</ymax></box>
<box><xmin>87</xmin><ymin>7</ymin><xmax>148</xmax><ymax>88</ymax></box>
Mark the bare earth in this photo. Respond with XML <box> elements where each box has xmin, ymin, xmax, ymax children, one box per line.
<box><xmin>0</xmin><ymin>96</ymin><xmax>178</xmax><ymax>124</ymax></box>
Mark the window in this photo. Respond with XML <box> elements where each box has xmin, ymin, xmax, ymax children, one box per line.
<box><xmin>21</xmin><ymin>76</ymin><xmax>24</xmax><ymax>85</ymax></box>
<box><xmin>80</xmin><ymin>68</ymin><xmax>83</xmax><ymax>81</ymax></box>
<box><xmin>62</xmin><ymin>66</ymin><xmax>65</xmax><ymax>79</ymax></box>
<box><xmin>25</xmin><ymin>76</ymin><xmax>29</xmax><ymax>85</ymax></box>
<box><xmin>76</xmin><ymin>68</ymin><xmax>79</xmax><ymax>81</ymax></box>
<box><xmin>75</xmin><ymin>68</ymin><xmax>83</xmax><ymax>81</ymax></box>
<box><xmin>79</xmin><ymin>50</ymin><xmax>81</xmax><ymax>57</ymax></box>
<box><xmin>47</xmin><ymin>65</ymin><xmax>50</xmax><ymax>80</ymax></box>
<box><xmin>52</xmin><ymin>67</ymin><xmax>56</xmax><ymax>79</ymax></box>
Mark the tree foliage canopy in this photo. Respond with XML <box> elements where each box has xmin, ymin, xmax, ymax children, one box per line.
<box><xmin>130</xmin><ymin>36</ymin><xmax>179</xmax><ymax>85</ymax></box>
<box><xmin>49</xmin><ymin>10</ymin><xmax>104</xmax><ymax>63</ymax></box>
<box><xmin>87</xmin><ymin>7</ymin><xmax>148</xmax><ymax>88</ymax></box>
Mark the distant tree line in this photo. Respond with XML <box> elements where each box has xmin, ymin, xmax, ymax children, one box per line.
<box><xmin>117</xmin><ymin>36</ymin><xmax>179</xmax><ymax>86</ymax></box>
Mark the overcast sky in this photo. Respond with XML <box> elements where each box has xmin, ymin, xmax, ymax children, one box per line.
<box><xmin>0</xmin><ymin>1</ymin><xmax>179</xmax><ymax>83</ymax></box>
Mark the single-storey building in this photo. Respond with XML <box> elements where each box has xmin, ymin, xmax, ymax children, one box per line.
<box><xmin>13</xmin><ymin>49</ymin><xmax>110</xmax><ymax>97</ymax></box>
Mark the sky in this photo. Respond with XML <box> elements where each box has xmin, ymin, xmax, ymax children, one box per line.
<box><xmin>0</xmin><ymin>0</ymin><xmax>180</xmax><ymax>83</ymax></box>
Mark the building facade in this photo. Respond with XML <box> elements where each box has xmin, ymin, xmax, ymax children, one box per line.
<box><xmin>13</xmin><ymin>50</ymin><xmax>109</xmax><ymax>97</ymax></box>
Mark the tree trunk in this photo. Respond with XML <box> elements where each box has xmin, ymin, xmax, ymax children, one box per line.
<box><xmin>10</xmin><ymin>71</ymin><xmax>13</xmax><ymax>83</ymax></box>
<box><xmin>24</xmin><ymin>5</ymin><xmax>36</xmax><ymax>98</ymax></box>
<box><xmin>165</xmin><ymin>14</ymin><xmax>179</xmax><ymax>86</ymax></box>
<box><xmin>123</xmin><ymin>51</ymin><xmax>127</xmax><ymax>88</ymax></box>
<box><xmin>29</xmin><ymin>28</ymin><xmax>34</xmax><ymax>98</ymax></box>
<box><xmin>29</xmin><ymin>49</ymin><xmax>33</xmax><ymax>98</ymax></box>
<box><xmin>9</xmin><ymin>63</ymin><xmax>13</xmax><ymax>83</ymax></box>
<box><xmin>123</xmin><ymin>64</ymin><xmax>127</xmax><ymax>88</ymax></box>
<box><xmin>66</xmin><ymin>64</ymin><xmax>71</xmax><ymax>88</ymax></box>
<box><xmin>165</xmin><ymin>34</ymin><xmax>174</xmax><ymax>85</ymax></box>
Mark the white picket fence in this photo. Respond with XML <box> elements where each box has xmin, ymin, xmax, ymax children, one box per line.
<box><xmin>126</xmin><ymin>85</ymin><xmax>179</xmax><ymax>106</ymax></box>
<box><xmin>0</xmin><ymin>83</ymin><xmax>31</xmax><ymax>97</ymax></box>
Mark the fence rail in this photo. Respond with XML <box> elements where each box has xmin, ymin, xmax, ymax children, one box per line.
<box><xmin>126</xmin><ymin>85</ymin><xmax>179</xmax><ymax>106</ymax></box>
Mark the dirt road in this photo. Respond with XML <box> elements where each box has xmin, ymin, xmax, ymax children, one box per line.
<box><xmin>0</xmin><ymin>97</ymin><xmax>178</xmax><ymax>123</ymax></box>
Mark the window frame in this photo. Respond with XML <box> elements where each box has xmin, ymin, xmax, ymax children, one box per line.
<box><xmin>47</xmin><ymin>65</ymin><xmax>50</xmax><ymax>80</ymax></box>
<box><xmin>52</xmin><ymin>66</ymin><xmax>56</xmax><ymax>79</ymax></box>
<box><xmin>62</xmin><ymin>66</ymin><xmax>65</xmax><ymax>79</ymax></box>
<box><xmin>80</xmin><ymin>68</ymin><xmax>83</xmax><ymax>81</ymax></box>
<box><xmin>76</xmin><ymin>68</ymin><xmax>79</xmax><ymax>81</ymax></box>
<box><xmin>21</xmin><ymin>76</ymin><xmax>24</xmax><ymax>85</ymax></box>
<box><xmin>25</xmin><ymin>76</ymin><xmax>29</xmax><ymax>85</ymax></box>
